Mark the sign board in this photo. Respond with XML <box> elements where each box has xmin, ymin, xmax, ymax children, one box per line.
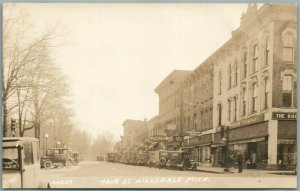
<box><xmin>150</xmin><ymin>135</ymin><xmax>165</xmax><ymax>142</ymax></box>
<box><xmin>272</xmin><ymin>112</ymin><xmax>297</xmax><ymax>120</ymax></box>
<box><xmin>167</xmin><ymin>124</ymin><xmax>177</xmax><ymax>130</ymax></box>
<box><xmin>185</xmin><ymin>130</ymin><xmax>201</xmax><ymax>136</ymax></box>
<box><xmin>173</xmin><ymin>136</ymin><xmax>183</xmax><ymax>142</ymax></box>
<box><xmin>231</xmin><ymin>114</ymin><xmax>264</xmax><ymax>128</ymax></box>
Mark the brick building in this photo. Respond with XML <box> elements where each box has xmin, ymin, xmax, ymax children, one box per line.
<box><xmin>212</xmin><ymin>4</ymin><xmax>297</xmax><ymax>169</ymax></box>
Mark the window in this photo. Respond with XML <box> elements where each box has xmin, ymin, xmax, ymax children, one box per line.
<box><xmin>242</xmin><ymin>88</ymin><xmax>247</xmax><ymax>116</ymax></box>
<box><xmin>251</xmin><ymin>83</ymin><xmax>258</xmax><ymax>112</ymax></box>
<box><xmin>264</xmin><ymin>77</ymin><xmax>270</xmax><ymax>108</ymax></box>
<box><xmin>23</xmin><ymin>142</ymin><xmax>34</xmax><ymax>166</ymax></box>
<box><xmin>253</xmin><ymin>45</ymin><xmax>259</xmax><ymax>73</ymax></box>
<box><xmin>283</xmin><ymin>32</ymin><xmax>294</xmax><ymax>62</ymax></box>
<box><xmin>228</xmin><ymin>99</ymin><xmax>231</xmax><ymax>122</ymax></box>
<box><xmin>234</xmin><ymin>61</ymin><xmax>238</xmax><ymax>86</ymax></box>
<box><xmin>282</xmin><ymin>75</ymin><xmax>293</xmax><ymax>107</ymax></box>
<box><xmin>265</xmin><ymin>37</ymin><xmax>270</xmax><ymax>66</ymax></box>
<box><xmin>217</xmin><ymin>104</ymin><xmax>222</xmax><ymax>126</ymax></box>
<box><xmin>243</xmin><ymin>50</ymin><xmax>247</xmax><ymax>79</ymax></box>
<box><xmin>218</xmin><ymin>71</ymin><xmax>222</xmax><ymax>94</ymax></box>
<box><xmin>228</xmin><ymin>65</ymin><xmax>232</xmax><ymax>89</ymax></box>
<box><xmin>233</xmin><ymin>96</ymin><xmax>238</xmax><ymax>121</ymax></box>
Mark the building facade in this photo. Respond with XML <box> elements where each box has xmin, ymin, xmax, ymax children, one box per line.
<box><xmin>212</xmin><ymin>4</ymin><xmax>297</xmax><ymax>169</ymax></box>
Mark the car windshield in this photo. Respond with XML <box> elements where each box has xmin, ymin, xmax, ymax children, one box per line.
<box><xmin>3</xmin><ymin>147</ymin><xmax>20</xmax><ymax>170</ymax></box>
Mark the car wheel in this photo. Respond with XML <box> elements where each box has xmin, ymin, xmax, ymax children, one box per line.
<box><xmin>44</xmin><ymin>161</ymin><xmax>53</xmax><ymax>169</ymax></box>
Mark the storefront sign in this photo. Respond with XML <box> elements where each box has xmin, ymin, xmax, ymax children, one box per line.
<box><xmin>272</xmin><ymin>112</ymin><xmax>297</xmax><ymax>120</ymax></box>
<box><xmin>231</xmin><ymin>114</ymin><xmax>264</xmax><ymax>128</ymax></box>
<box><xmin>173</xmin><ymin>136</ymin><xmax>183</xmax><ymax>142</ymax></box>
<box><xmin>185</xmin><ymin>129</ymin><xmax>201</xmax><ymax>136</ymax></box>
<box><xmin>150</xmin><ymin>135</ymin><xmax>165</xmax><ymax>142</ymax></box>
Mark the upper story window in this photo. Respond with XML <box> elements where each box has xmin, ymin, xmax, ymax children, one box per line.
<box><xmin>253</xmin><ymin>45</ymin><xmax>259</xmax><ymax>73</ymax></box>
<box><xmin>217</xmin><ymin>103</ymin><xmax>222</xmax><ymax>126</ymax></box>
<box><xmin>228</xmin><ymin>65</ymin><xmax>232</xmax><ymax>89</ymax></box>
<box><xmin>233</xmin><ymin>96</ymin><xmax>238</xmax><ymax>122</ymax></box>
<box><xmin>283</xmin><ymin>32</ymin><xmax>295</xmax><ymax>62</ymax></box>
<box><xmin>251</xmin><ymin>83</ymin><xmax>258</xmax><ymax>113</ymax></box>
<box><xmin>265</xmin><ymin>36</ymin><xmax>270</xmax><ymax>66</ymax></box>
<box><xmin>264</xmin><ymin>77</ymin><xmax>270</xmax><ymax>109</ymax></box>
<box><xmin>243</xmin><ymin>50</ymin><xmax>247</xmax><ymax>79</ymax></box>
<box><xmin>242</xmin><ymin>88</ymin><xmax>247</xmax><ymax>116</ymax></box>
<box><xmin>282</xmin><ymin>75</ymin><xmax>293</xmax><ymax>107</ymax></box>
<box><xmin>227</xmin><ymin>99</ymin><xmax>231</xmax><ymax>122</ymax></box>
<box><xmin>234</xmin><ymin>60</ymin><xmax>238</xmax><ymax>86</ymax></box>
<box><xmin>218</xmin><ymin>71</ymin><xmax>222</xmax><ymax>94</ymax></box>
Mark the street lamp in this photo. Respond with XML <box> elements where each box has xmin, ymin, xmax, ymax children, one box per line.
<box><xmin>44</xmin><ymin>133</ymin><xmax>49</xmax><ymax>156</ymax></box>
<box><xmin>57</xmin><ymin>141</ymin><xmax>61</xmax><ymax>148</ymax></box>
<box><xmin>221</xmin><ymin>125</ymin><xmax>230</xmax><ymax>172</ymax></box>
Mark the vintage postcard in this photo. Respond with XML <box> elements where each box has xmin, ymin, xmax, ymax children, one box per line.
<box><xmin>2</xmin><ymin>3</ymin><xmax>297</xmax><ymax>189</ymax></box>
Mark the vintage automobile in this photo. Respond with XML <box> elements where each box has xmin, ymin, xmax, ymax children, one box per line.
<box><xmin>167</xmin><ymin>151</ymin><xmax>197</xmax><ymax>171</ymax></box>
<box><xmin>107</xmin><ymin>152</ymin><xmax>117</xmax><ymax>162</ymax></box>
<box><xmin>41</xmin><ymin>148</ymin><xmax>73</xmax><ymax>169</ymax></box>
<box><xmin>71</xmin><ymin>152</ymin><xmax>80</xmax><ymax>164</ymax></box>
<box><xmin>148</xmin><ymin>150</ymin><xmax>164</xmax><ymax>167</ymax></box>
<box><xmin>158</xmin><ymin>150</ymin><xmax>170</xmax><ymax>169</ymax></box>
<box><xmin>135</xmin><ymin>151</ymin><xmax>148</xmax><ymax>166</ymax></box>
<box><xmin>97</xmin><ymin>155</ymin><xmax>105</xmax><ymax>161</ymax></box>
<box><xmin>3</xmin><ymin>137</ymin><xmax>50</xmax><ymax>188</ymax></box>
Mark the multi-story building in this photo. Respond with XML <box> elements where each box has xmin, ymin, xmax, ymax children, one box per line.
<box><xmin>122</xmin><ymin>119</ymin><xmax>148</xmax><ymax>148</ymax></box>
<box><xmin>180</xmin><ymin>60</ymin><xmax>214</xmax><ymax>166</ymax></box>
<box><xmin>212</xmin><ymin>4</ymin><xmax>297</xmax><ymax>169</ymax></box>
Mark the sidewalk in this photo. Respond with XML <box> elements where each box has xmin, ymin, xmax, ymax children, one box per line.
<box><xmin>196</xmin><ymin>166</ymin><xmax>296</xmax><ymax>175</ymax></box>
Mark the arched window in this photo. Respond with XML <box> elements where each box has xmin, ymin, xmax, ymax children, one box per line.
<box><xmin>218</xmin><ymin>71</ymin><xmax>222</xmax><ymax>94</ymax></box>
<box><xmin>253</xmin><ymin>45</ymin><xmax>259</xmax><ymax>73</ymax></box>
<box><xmin>242</xmin><ymin>88</ymin><xmax>247</xmax><ymax>116</ymax></box>
<box><xmin>282</xmin><ymin>75</ymin><xmax>293</xmax><ymax>107</ymax></box>
<box><xmin>243</xmin><ymin>50</ymin><xmax>247</xmax><ymax>79</ymax></box>
<box><xmin>233</xmin><ymin>96</ymin><xmax>238</xmax><ymax>121</ymax></box>
<box><xmin>217</xmin><ymin>103</ymin><xmax>222</xmax><ymax>126</ymax></box>
<box><xmin>193</xmin><ymin>113</ymin><xmax>197</xmax><ymax>130</ymax></box>
<box><xmin>265</xmin><ymin>36</ymin><xmax>270</xmax><ymax>66</ymax></box>
<box><xmin>228</xmin><ymin>65</ymin><xmax>232</xmax><ymax>89</ymax></box>
<box><xmin>283</xmin><ymin>32</ymin><xmax>294</xmax><ymax>62</ymax></box>
<box><xmin>234</xmin><ymin>60</ymin><xmax>238</xmax><ymax>86</ymax></box>
<box><xmin>264</xmin><ymin>77</ymin><xmax>270</xmax><ymax>108</ymax></box>
<box><xmin>227</xmin><ymin>99</ymin><xmax>231</xmax><ymax>122</ymax></box>
<box><xmin>251</xmin><ymin>83</ymin><xmax>258</xmax><ymax>112</ymax></box>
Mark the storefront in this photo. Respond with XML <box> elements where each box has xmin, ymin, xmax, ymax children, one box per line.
<box><xmin>273</xmin><ymin>113</ymin><xmax>297</xmax><ymax>169</ymax></box>
<box><xmin>212</xmin><ymin>115</ymin><xmax>269</xmax><ymax>169</ymax></box>
<box><xmin>189</xmin><ymin>134</ymin><xmax>213</xmax><ymax>166</ymax></box>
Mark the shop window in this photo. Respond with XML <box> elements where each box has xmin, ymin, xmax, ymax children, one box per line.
<box><xmin>283</xmin><ymin>32</ymin><xmax>294</xmax><ymax>62</ymax></box>
<box><xmin>253</xmin><ymin>45</ymin><xmax>259</xmax><ymax>73</ymax></box>
<box><xmin>282</xmin><ymin>75</ymin><xmax>293</xmax><ymax>107</ymax></box>
<box><xmin>251</xmin><ymin>83</ymin><xmax>258</xmax><ymax>113</ymax></box>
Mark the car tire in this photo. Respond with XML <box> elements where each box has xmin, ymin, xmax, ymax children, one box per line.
<box><xmin>44</xmin><ymin>161</ymin><xmax>53</xmax><ymax>170</ymax></box>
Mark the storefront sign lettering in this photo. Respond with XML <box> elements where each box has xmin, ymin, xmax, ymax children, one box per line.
<box><xmin>272</xmin><ymin>112</ymin><xmax>297</xmax><ymax>120</ymax></box>
<box><xmin>231</xmin><ymin>114</ymin><xmax>264</xmax><ymax>128</ymax></box>
<box><xmin>150</xmin><ymin>135</ymin><xmax>165</xmax><ymax>142</ymax></box>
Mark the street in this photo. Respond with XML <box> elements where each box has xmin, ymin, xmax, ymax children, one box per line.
<box><xmin>40</xmin><ymin>161</ymin><xmax>297</xmax><ymax>188</ymax></box>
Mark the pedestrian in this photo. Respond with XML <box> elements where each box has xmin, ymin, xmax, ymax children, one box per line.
<box><xmin>237</xmin><ymin>151</ymin><xmax>243</xmax><ymax>173</ymax></box>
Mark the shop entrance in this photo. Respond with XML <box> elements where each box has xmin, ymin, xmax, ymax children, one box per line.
<box><xmin>246</xmin><ymin>142</ymin><xmax>257</xmax><ymax>169</ymax></box>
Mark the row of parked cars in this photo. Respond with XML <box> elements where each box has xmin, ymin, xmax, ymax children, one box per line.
<box><xmin>106</xmin><ymin>149</ymin><xmax>198</xmax><ymax>171</ymax></box>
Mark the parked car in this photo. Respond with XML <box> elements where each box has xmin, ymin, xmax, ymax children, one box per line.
<box><xmin>158</xmin><ymin>150</ymin><xmax>169</xmax><ymax>169</ymax></box>
<box><xmin>41</xmin><ymin>148</ymin><xmax>73</xmax><ymax>169</ymax></box>
<box><xmin>107</xmin><ymin>153</ymin><xmax>116</xmax><ymax>162</ymax></box>
<box><xmin>135</xmin><ymin>151</ymin><xmax>148</xmax><ymax>166</ymax></box>
<box><xmin>97</xmin><ymin>155</ymin><xmax>105</xmax><ymax>161</ymax></box>
<box><xmin>167</xmin><ymin>151</ymin><xmax>197</xmax><ymax>171</ymax></box>
<box><xmin>3</xmin><ymin>137</ymin><xmax>50</xmax><ymax>188</ymax></box>
<box><xmin>148</xmin><ymin>150</ymin><xmax>163</xmax><ymax>167</ymax></box>
<box><xmin>71</xmin><ymin>152</ymin><xmax>80</xmax><ymax>164</ymax></box>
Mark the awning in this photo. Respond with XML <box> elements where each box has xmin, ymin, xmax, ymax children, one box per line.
<box><xmin>211</xmin><ymin>137</ymin><xmax>266</xmax><ymax>147</ymax></box>
<box><xmin>278</xmin><ymin>139</ymin><xmax>296</xmax><ymax>144</ymax></box>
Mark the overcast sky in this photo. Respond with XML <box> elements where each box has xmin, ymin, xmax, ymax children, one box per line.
<box><xmin>12</xmin><ymin>3</ymin><xmax>256</xmax><ymax>140</ymax></box>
